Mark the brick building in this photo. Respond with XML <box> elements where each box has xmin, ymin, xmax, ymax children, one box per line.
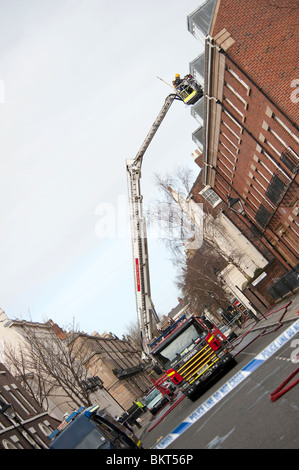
<box><xmin>0</xmin><ymin>362</ymin><xmax>59</xmax><ymax>449</ymax></box>
<box><xmin>187</xmin><ymin>0</ymin><xmax>298</xmax><ymax>308</ymax></box>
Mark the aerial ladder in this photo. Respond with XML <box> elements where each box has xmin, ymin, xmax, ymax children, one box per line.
<box><xmin>126</xmin><ymin>75</ymin><xmax>203</xmax><ymax>354</ymax></box>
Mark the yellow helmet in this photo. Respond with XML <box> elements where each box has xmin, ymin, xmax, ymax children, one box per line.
<box><xmin>175</xmin><ymin>73</ymin><xmax>180</xmax><ymax>78</ymax></box>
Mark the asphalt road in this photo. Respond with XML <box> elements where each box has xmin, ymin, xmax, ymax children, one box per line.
<box><xmin>141</xmin><ymin>322</ymin><xmax>299</xmax><ymax>449</ymax></box>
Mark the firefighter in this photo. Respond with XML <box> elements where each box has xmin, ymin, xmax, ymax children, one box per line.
<box><xmin>200</xmin><ymin>315</ymin><xmax>214</xmax><ymax>331</ymax></box>
<box><xmin>172</xmin><ymin>73</ymin><xmax>183</xmax><ymax>89</ymax></box>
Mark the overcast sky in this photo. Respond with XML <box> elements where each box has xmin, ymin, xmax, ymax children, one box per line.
<box><xmin>0</xmin><ymin>0</ymin><xmax>204</xmax><ymax>337</ymax></box>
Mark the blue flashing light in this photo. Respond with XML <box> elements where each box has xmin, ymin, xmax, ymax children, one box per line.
<box><xmin>150</xmin><ymin>315</ymin><xmax>187</xmax><ymax>349</ymax></box>
<box><xmin>84</xmin><ymin>405</ymin><xmax>99</xmax><ymax>418</ymax></box>
<box><xmin>66</xmin><ymin>406</ymin><xmax>84</xmax><ymax>422</ymax></box>
<box><xmin>49</xmin><ymin>428</ymin><xmax>59</xmax><ymax>440</ymax></box>
<box><xmin>49</xmin><ymin>406</ymin><xmax>85</xmax><ymax>440</ymax></box>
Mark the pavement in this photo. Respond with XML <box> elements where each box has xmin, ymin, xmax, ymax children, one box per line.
<box><xmin>133</xmin><ymin>289</ymin><xmax>299</xmax><ymax>443</ymax></box>
<box><xmin>236</xmin><ymin>289</ymin><xmax>299</xmax><ymax>334</ymax></box>
<box><xmin>134</xmin><ymin>410</ymin><xmax>155</xmax><ymax>441</ymax></box>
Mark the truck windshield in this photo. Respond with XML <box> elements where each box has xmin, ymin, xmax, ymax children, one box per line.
<box><xmin>154</xmin><ymin>323</ymin><xmax>205</xmax><ymax>369</ymax></box>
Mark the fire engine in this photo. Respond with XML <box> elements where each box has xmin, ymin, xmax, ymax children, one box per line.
<box><xmin>126</xmin><ymin>74</ymin><xmax>202</xmax><ymax>354</ymax></box>
<box><xmin>150</xmin><ymin>315</ymin><xmax>236</xmax><ymax>401</ymax></box>
<box><xmin>126</xmin><ymin>74</ymin><xmax>236</xmax><ymax>398</ymax></box>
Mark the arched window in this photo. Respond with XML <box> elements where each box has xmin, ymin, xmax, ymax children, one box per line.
<box><xmin>2</xmin><ymin>438</ymin><xmax>23</xmax><ymax>449</ymax></box>
<box><xmin>39</xmin><ymin>422</ymin><xmax>53</xmax><ymax>437</ymax></box>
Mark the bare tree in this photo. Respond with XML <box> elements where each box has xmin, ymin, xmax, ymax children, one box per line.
<box><xmin>122</xmin><ymin>318</ymin><xmax>143</xmax><ymax>349</ymax></box>
<box><xmin>4</xmin><ymin>321</ymin><xmax>95</xmax><ymax>412</ymax></box>
<box><xmin>147</xmin><ymin>166</ymin><xmax>199</xmax><ymax>263</ymax></box>
<box><xmin>150</xmin><ymin>166</ymin><xmax>233</xmax><ymax>321</ymax></box>
<box><xmin>176</xmin><ymin>241</ymin><xmax>230</xmax><ymax>320</ymax></box>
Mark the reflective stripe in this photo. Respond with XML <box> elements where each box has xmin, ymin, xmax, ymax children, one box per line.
<box><xmin>177</xmin><ymin>344</ymin><xmax>210</xmax><ymax>373</ymax></box>
<box><xmin>189</xmin><ymin>357</ymin><xmax>220</xmax><ymax>384</ymax></box>
<box><xmin>183</xmin><ymin>351</ymin><xmax>216</xmax><ymax>380</ymax></box>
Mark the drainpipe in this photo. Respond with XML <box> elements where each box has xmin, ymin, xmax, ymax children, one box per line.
<box><xmin>203</xmin><ymin>35</ymin><xmax>222</xmax><ymax>186</ymax></box>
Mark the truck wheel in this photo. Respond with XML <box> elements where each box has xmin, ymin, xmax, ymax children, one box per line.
<box><xmin>188</xmin><ymin>394</ymin><xmax>198</xmax><ymax>402</ymax></box>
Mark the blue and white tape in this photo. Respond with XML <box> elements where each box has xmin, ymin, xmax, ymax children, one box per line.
<box><xmin>154</xmin><ymin>319</ymin><xmax>299</xmax><ymax>449</ymax></box>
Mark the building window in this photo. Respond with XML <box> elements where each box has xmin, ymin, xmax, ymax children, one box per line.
<box><xmin>247</xmin><ymin>190</ymin><xmax>261</xmax><ymax>209</ymax></box>
<box><xmin>2</xmin><ymin>438</ymin><xmax>24</xmax><ymax>449</ymax></box>
<box><xmin>191</xmin><ymin>23</ymin><xmax>206</xmax><ymax>44</ymax></box>
<box><xmin>280</xmin><ymin>147</ymin><xmax>299</xmax><ymax>173</ymax></box>
<box><xmin>273</xmin><ymin>114</ymin><xmax>299</xmax><ymax>145</ymax></box>
<box><xmin>250</xmin><ymin>182</ymin><xmax>276</xmax><ymax>210</ymax></box>
<box><xmin>22</xmin><ymin>430</ymin><xmax>41</xmax><ymax>449</ymax></box>
<box><xmin>255</xmin><ymin>204</ymin><xmax>272</xmax><ymax>228</ymax></box>
<box><xmin>39</xmin><ymin>422</ymin><xmax>53</xmax><ymax>437</ymax></box>
<box><xmin>262</xmin><ymin>150</ymin><xmax>291</xmax><ymax>182</ymax></box>
<box><xmin>227</xmin><ymin>68</ymin><xmax>251</xmax><ymax>94</ymax></box>
<box><xmin>219</xmin><ymin>150</ymin><xmax>236</xmax><ymax>167</ymax></box>
<box><xmin>224</xmin><ymin>110</ymin><xmax>244</xmax><ymax>132</ymax></box>
<box><xmin>222</xmin><ymin>121</ymin><xmax>242</xmax><ymax>143</ymax></box>
<box><xmin>290</xmin><ymin>197</ymin><xmax>299</xmax><ymax>215</ymax></box>
<box><xmin>221</xmin><ymin>131</ymin><xmax>239</xmax><ymax>152</ymax></box>
<box><xmin>225</xmin><ymin>82</ymin><xmax>248</xmax><ymax>108</ymax></box>
<box><xmin>199</xmin><ymin>186</ymin><xmax>222</xmax><ymax>208</ymax></box>
<box><xmin>268</xmin><ymin>126</ymin><xmax>288</xmax><ymax>149</ymax></box>
<box><xmin>224</xmin><ymin>98</ymin><xmax>245</xmax><ymax>120</ymax></box>
<box><xmin>7</xmin><ymin>390</ymin><xmax>31</xmax><ymax>416</ymax></box>
<box><xmin>265</xmin><ymin>174</ymin><xmax>288</xmax><ymax>205</ymax></box>
<box><xmin>220</xmin><ymin>141</ymin><xmax>237</xmax><ymax>159</ymax></box>
<box><xmin>12</xmin><ymin>385</ymin><xmax>38</xmax><ymax>414</ymax></box>
<box><xmin>263</xmin><ymin>136</ymin><xmax>281</xmax><ymax>157</ymax></box>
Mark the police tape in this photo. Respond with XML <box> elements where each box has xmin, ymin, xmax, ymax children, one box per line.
<box><xmin>153</xmin><ymin>319</ymin><xmax>299</xmax><ymax>450</ymax></box>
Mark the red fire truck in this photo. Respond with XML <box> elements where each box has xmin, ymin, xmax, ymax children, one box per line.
<box><xmin>150</xmin><ymin>316</ymin><xmax>236</xmax><ymax>401</ymax></box>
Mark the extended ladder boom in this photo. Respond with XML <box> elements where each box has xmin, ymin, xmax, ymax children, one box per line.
<box><xmin>126</xmin><ymin>94</ymin><xmax>179</xmax><ymax>352</ymax></box>
<box><xmin>126</xmin><ymin>78</ymin><xmax>203</xmax><ymax>353</ymax></box>
<box><xmin>131</xmin><ymin>94</ymin><xmax>178</xmax><ymax>167</ymax></box>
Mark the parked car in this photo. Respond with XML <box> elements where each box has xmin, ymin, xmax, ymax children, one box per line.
<box><xmin>144</xmin><ymin>387</ymin><xmax>169</xmax><ymax>415</ymax></box>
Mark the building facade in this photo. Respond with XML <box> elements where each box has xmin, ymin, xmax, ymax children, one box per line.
<box><xmin>0</xmin><ymin>310</ymin><xmax>128</xmax><ymax>420</ymax></box>
<box><xmin>187</xmin><ymin>0</ymin><xmax>299</xmax><ymax>308</ymax></box>
<box><xmin>69</xmin><ymin>331</ymin><xmax>157</xmax><ymax>411</ymax></box>
<box><xmin>0</xmin><ymin>362</ymin><xmax>59</xmax><ymax>449</ymax></box>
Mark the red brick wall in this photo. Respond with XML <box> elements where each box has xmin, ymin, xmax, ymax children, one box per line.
<box><xmin>206</xmin><ymin>4</ymin><xmax>299</xmax><ymax>269</ymax></box>
<box><xmin>212</xmin><ymin>0</ymin><xmax>299</xmax><ymax>124</ymax></box>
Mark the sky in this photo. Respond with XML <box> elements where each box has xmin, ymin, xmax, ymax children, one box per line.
<box><xmin>0</xmin><ymin>0</ymin><xmax>205</xmax><ymax>338</ymax></box>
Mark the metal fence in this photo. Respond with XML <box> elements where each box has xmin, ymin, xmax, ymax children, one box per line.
<box><xmin>268</xmin><ymin>264</ymin><xmax>299</xmax><ymax>300</ymax></box>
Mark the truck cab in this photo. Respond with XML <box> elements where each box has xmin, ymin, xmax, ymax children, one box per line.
<box><xmin>49</xmin><ymin>405</ymin><xmax>142</xmax><ymax>449</ymax></box>
<box><xmin>151</xmin><ymin>317</ymin><xmax>236</xmax><ymax>401</ymax></box>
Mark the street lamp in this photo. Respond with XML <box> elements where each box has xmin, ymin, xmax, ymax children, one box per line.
<box><xmin>226</xmin><ymin>196</ymin><xmax>245</xmax><ymax>216</ymax></box>
<box><xmin>0</xmin><ymin>400</ymin><xmax>16</xmax><ymax>420</ymax></box>
<box><xmin>207</xmin><ymin>291</ymin><xmax>226</xmax><ymax>312</ymax></box>
<box><xmin>0</xmin><ymin>400</ymin><xmax>41</xmax><ymax>448</ymax></box>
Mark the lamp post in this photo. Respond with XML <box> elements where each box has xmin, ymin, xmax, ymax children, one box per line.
<box><xmin>226</xmin><ymin>196</ymin><xmax>246</xmax><ymax>215</ymax></box>
<box><xmin>0</xmin><ymin>401</ymin><xmax>13</xmax><ymax>418</ymax></box>
<box><xmin>0</xmin><ymin>400</ymin><xmax>42</xmax><ymax>449</ymax></box>
<box><xmin>226</xmin><ymin>196</ymin><xmax>269</xmax><ymax>322</ymax></box>
<box><xmin>207</xmin><ymin>291</ymin><xmax>227</xmax><ymax>314</ymax></box>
